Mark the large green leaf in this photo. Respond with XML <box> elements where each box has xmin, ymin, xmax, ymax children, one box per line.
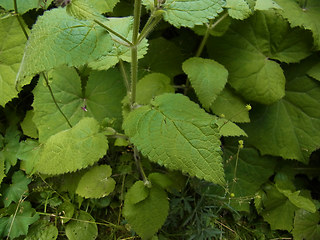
<box><xmin>25</xmin><ymin>220</ymin><xmax>58</xmax><ymax>240</ymax></box>
<box><xmin>255</xmin><ymin>184</ymin><xmax>297</xmax><ymax>231</ymax></box>
<box><xmin>210</xmin><ymin>86</ymin><xmax>250</xmax><ymax>123</ymax></box>
<box><xmin>208</xmin><ymin>10</ymin><xmax>313</xmax><ymax>104</ymax></box>
<box><xmin>1</xmin><ymin>171</ymin><xmax>31</xmax><ymax>207</ymax></box>
<box><xmin>0</xmin><ymin>0</ymin><xmax>41</xmax><ymax>14</ymax></box>
<box><xmin>293</xmin><ymin>209</ymin><xmax>320</xmax><ymax>240</ymax></box>
<box><xmin>89</xmin><ymin>17</ymin><xmax>148</xmax><ymax>71</ymax></box>
<box><xmin>20</xmin><ymin>110</ymin><xmax>38</xmax><ymax>139</ymax></box>
<box><xmin>76</xmin><ymin>165</ymin><xmax>116</xmax><ymax>198</ymax></box>
<box><xmin>0</xmin><ymin>126</ymin><xmax>20</xmax><ymax>171</ymax></box>
<box><xmin>33</xmin><ymin>66</ymin><xmax>125</xmax><ymax>142</ymax></box>
<box><xmin>162</xmin><ymin>0</ymin><xmax>225</xmax><ymax>28</ymax></box>
<box><xmin>65</xmin><ymin>211</ymin><xmax>98</xmax><ymax>240</ymax></box>
<box><xmin>0</xmin><ymin>201</ymin><xmax>39</xmax><ymax>239</ymax></box>
<box><xmin>0</xmin><ymin>16</ymin><xmax>28</xmax><ymax>106</ymax></box>
<box><xmin>254</xmin><ymin>0</ymin><xmax>281</xmax><ymax>10</ymax></box>
<box><xmin>183</xmin><ymin>57</ymin><xmax>228</xmax><ymax>110</ymax></box>
<box><xmin>242</xmin><ymin>75</ymin><xmax>320</xmax><ymax>163</ymax></box>
<box><xmin>275</xmin><ymin>0</ymin><xmax>320</xmax><ymax>50</ymax></box>
<box><xmin>17</xmin><ymin>139</ymin><xmax>41</xmax><ymax>174</ymax></box>
<box><xmin>123</xmin><ymin>93</ymin><xmax>225</xmax><ymax>185</ymax></box>
<box><xmin>16</xmin><ymin>8</ymin><xmax>113</xmax><ymax>85</ymax></box>
<box><xmin>123</xmin><ymin>181</ymin><xmax>169</xmax><ymax>239</ymax></box>
<box><xmin>225</xmin><ymin>0</ymin><xmax>251</xmax><ymax>20</ymax></box>
<box><xmin>36</xmin><ymin>118</ymin><xmax>108</xmax><ymax>175</ymax></box>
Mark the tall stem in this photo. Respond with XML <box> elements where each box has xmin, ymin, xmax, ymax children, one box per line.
<box><xmin>130</xmin><ymin>0</ymin><xmax>142</xmax><ymax>108</ymax></box>
<box><xmin>118</xmin><ymin>58</ymin><xmax>130</xmax><ymax>92</ymax></box>
<box><xmin>13</xmin><ymin>0</ymin><xmax>29</xmax><ymax>39</ymax></box>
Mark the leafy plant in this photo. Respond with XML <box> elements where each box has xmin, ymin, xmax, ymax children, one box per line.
<box><xmin>0</xmin><ymin>0</ymin><xmax>320</xmax><ymax>239</ymax></box>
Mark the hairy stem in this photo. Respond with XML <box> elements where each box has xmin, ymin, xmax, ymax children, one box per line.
<box><xmin>137</xmin><ymin>11</ymin><xmax>163</xmax><ymax>43</ymax></box>
<box><xmin>118</xmin><ymin>58</ymin><xmax>130</xmax><ymax>92</ymax></box>
<box><xmin>13</xmin><ymin>0</ymin><xmax>29</xmax><ymax>39</ymax></box>
<box><xmin>134</xmin><ymin>146</ymin><xmax>149</xmax><ymax>185</ymax></box>
<box><xmin>42</xmin><ymin>73</ymin><xmax>72</xmax><ymax>128</ymax></box>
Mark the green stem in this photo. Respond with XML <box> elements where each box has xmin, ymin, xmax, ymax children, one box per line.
<box><xmin>13</xmin><ymin>0</ymin><xmax>29</xmax><ymax>39</ymax></box>
<box><xmin>94</xmin><ymin>19</ymin><xmax>133</xmax><ymax>47</ymax></box>
<box><xmin>130</xmin><ymin>0</ymin><xmax>142</xmax><ymax>108</ymax></box>
<box><xmin>118</xmin><ymin>58</ymin><xmax>130</xmax><ymax>92</ymax></box>
<box><xmin>134</xmin><ymin>146</ymin><xmax>149</xmax><ymax>185</ymax></box>
<box><xmin>138</xmin><ymin>14</ymin><xmax>162</xmax><ymax>43</ymax></box>
<box><xmin>42</xmin><ymin>73</ymin><xmax>72</xmax><ymax>128</ymax></box>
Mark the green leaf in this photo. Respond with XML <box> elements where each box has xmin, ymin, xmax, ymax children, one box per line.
<box><xmin>58</xmin><ymin>202</ymin><xmax>75</xmax><ymax>224</ymax></box>
<box><xmin>210</xmin><ymin>86</ymin><xmax>250</xmax><ymax>123</ymax></box>
<box><xmin>225</xmin><ymin>0</ymin><xmax>252</xmax><ymax>20</ymax></box>
<box><xmin>208</xmin><ymin>10</ymin><xmax>313</xmax><ymax>104</ymax></box>
<box><xmin>0</xmin><ymin>0</ymin><xmax>40</xmax><ymax>14</ymax></box>
<box><xmin>242</xmin><ymin>75</ymin><xmax>320</xmax><ymax>163</ymax></box>
<box><xmin>65</xmin><ymin>211</ymin><xmax>98</xmax><ymax>240</ymax></box>
<box><xmin>183</xmin><ymin>57</ymin><xmax>228</xmax><ymax>110</ymax></box>
<box><xmin>36</xmin><ymin>118</ymin><xmax>108</xmax><ymax>175</ymax></box>
<box><xmin>25</xmin><ymin>220</ymin><xmax>58</xmax><ymax>240</ymax></box>
<box><xmin>123</xmin><ymin>183</ymin><xmax>169</xmax><ymax>239</ymax></box>
<box><xmin>216</xmin><ymin>117</ymin><xmax>247</xmax><ymax>137</ymax></box>
<box><xmin>66</xmin><ymin>0</ymin><xmax>106</xmax><ymax>21</ymax></box>
<box><xmin>139</xmin><ymin>37</ymin><xmax>184</xmax><ymax>79</ymax></box>
<box><xmin>16</xmin><ymin>8</ymin><xmax>113</xmax><ymax>85</ymax></box>
<box><xmin>307</xmin><ymin>62</ymin><xmax>320</xmax><ymax>81</ymax></box>
<box><xmin>125</xmin><ymin>181</ymin><xmax>150</xmax><ymax>205</ymax></box>
<box><xmin>279</xmin><ymin>189</ymin><xmax>316</xmax><ymax>213</ymax></box>
<box><xmin>0</xmin><ymin>154</ymin><xmax>5</xmax><ymax>186</ymax></box>
<box><xmin>148</xmin><ymin>173</ymin><xmax>173</xmax><ymax>190</ymax></box>
<box><xmin>20</xmin><ymin>110</ymin><xmax>38</xmax><ymax>139</ymax></box>
<box><xmin>71</xmin><ymin>0</ymin><xmax>120</xmax><ymax>13</ymax></box>
<box><xmin>193</xmin><ymin>15</ymin><xmax>232</xmax><ymax>37</ymax></box>
<box><xmin>0</xmin><ymin>16</ymin><xmax>28</xmax><ymax>106</ymax></box>
<box><xmin>136</xmin><ymin>73</ymin><xmax>175</xmax><ymax>105</ymax></box>
<box><xmin>0</xmin><ymin>201</ymin><xmax>39</xmax><ymax>239</ymax></box>
<box><xmin>162</xmin><ymin>0</ymin><xmax>225</xmax><ymax>28</ymax></box>
<box><xmin>223</xmin><ymin>146</ymin><xmax>276</xmax><ymax>211</ymax></box>
<box><xmin>1</xmin><ymin>171</ymin><xmax>31</xmax><ymax>207</ymax></box>
<box><xmin>89</xmin><ymin>17</ymin><xmax>148</xmax><ymax>71</ymax></box>
<box><xmin>17</xmin><ymin>139</ymin><xmax>41</xmax><ymax>174</ymax></box>
<box><xmin>76</xmin><ymin>165</ymin><xmax>116</xmax><ymax>198</ymax></box>
<box><xmin>33</xmin><ymin>66</ymin><xmax>125</xmax><ymax>142</ymax></box>
<box><xmin>255</xmin><ymin>184</ymin><xmax>297</xmax><ymax>231</ymax></box>
<box><xmin>254</xmin><ymin>0</ymin><xmax>282</xmax><ymax>10</ymax></box>
<box><xmin>123</xmin><ymin>93</ymin><xmax>225</xmax><ymax>185</ymax></box>
<box><xmin>293</xmin><ymin>209</ymin><xmax>320</xmax><ymax>240</ymax></box>
<box><xmin>1</xmin><ymin>126</ymin><xmax>20</xmax><ymax>170</ymax></box>
<box><xmin>274</xmin><ymin>0</ymin><xmax>320</xmax><ymax>50</ymax></box>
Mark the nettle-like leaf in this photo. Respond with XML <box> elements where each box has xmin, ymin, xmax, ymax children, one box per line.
<box><xmin>0</xmin><ymin>201</ymin><xmax>39</xmax><ymax>239</ymax></box>
<box><xmin>76</xmin><ymin>165</ymin><xmax>116</xmax><ymax>198</ymax></box>
<box><xmin>1</xmin><ymin>127</ymin><xmax>20</xmax><ymax>171</ymax></box>
<box><xmin>136</xmin><ymin>73</ymin><xmax>175</xmax><ymax>105</ymax></box>
<box><xmin>274</xmin><ymin>0</ymin><xmax>320</xmax><ymax>50</ymax></box>
<box><xmin>89</xmin><ymin>17</ymin><xmax>148</xmax><ymax>71</ymax></box>
<box><xmin>17</xmin><ymin>139</ymin><xmax>41</xmax><ymax>174</ymax></box>
<box><xmin>162</xmin><ymin>0</ymin><xmax>225</xmax><ymax>28</ymax></box>
<box><xmin>242</xmin><ymin>75</ymin><xmax>320</xmax><ymax>163</ymax></box>
<box><xmin>225</xmin><ymin>0</ymin><xmax>252</xmax><ymax>20</ymax></box>
<box><xmin>36</xmin><ymin>118</ymin><xmax>108</xmax><ymax>175</ymax></box>
<box><xmin>208</xmin><ymin>10</ymin><xmax>313</xmax><ymax>104</ymax></box>
<box><xmin>222</xmin><ymin>146</ymin><xmax>276</xmax><ymax>212</ymax></box>
<box><xmin>193</xmin><ymin>15</ymin><xmax>232</xmax><ymax>37</ymax></box>
<box><xmin>255</xmin><ymin>184</ymin><xmax>297</xmax><ymax>231</ymax></box>
<box><xmin>65</xmin><ymin>211</ymin><xmax>98</xmax><ymax>240</ymax></box>
<box><xmin>123</xmin><ymin>93</ymin><xmax>225</xmax><ymax>185</ymax></box>
<box><xmin>16</xmin><ymin>7</ymin><xmax>113</xmax><ymax>86</ymax></box>
<box><xmin>1</xmin><ymin>171</ymin><xmax>31</xmax><ymax>207</ymax></box>
<box><xmin>215</xmin><ymin>118</ymin><xmax>247</xmax><ymax>137</ymax></box>
<box><xmin>0</xmin><ymin>0</ymin><xmax>43</xmax><ymax>14</ymax></box>
<box><xmin>33</xmin><ymin>66</ymin><xmax>125</xmax><ymax>142</ymax></box>
<box><xmin>20</xmin><ymin>110</ymin><xmax>38</xmax><ymax>139</ymax></box>
<box><xmin>139</xmin><ymin>37</ymin><xmax>184</xmax><ymax>79</ymax></box>
<box><xmin>66</xmin><ymin>0</ymin><xmax>106</xmax><ymax>21</ymax></box>
<box><xmin>254</xmin><ymin>0</ymin><xmax>281</xmax><ymax>11</ymax></box>
<box><xmin>210</xmin><ymin>86</ymin><xmax>250</xmax><ymax>123</ymax></box>
<box><xmin>25</xmin><ymin>220</ymin><xmax>58</xmax><ymax>240</ymax></box>
<box><xmin>71</xmin><ymin>0</ymin><xmax>120</xmax><ymax>13</ymax></box>
<box><xmin>0</xmin><ymin>16</ymin><xmax>28</xmax><ymax>106</ymax></box>
<box><xmin>182</xmin><ymin>57</ymin><xmax>228</xmax><ymax>110</ymax></box>
<box><xmin>123</xmin><ymin>180</ymin><xmax>169</xmax><ymax>239</ymax></box>
<box><xmin>293</xmin><ymin>209</ymin><xmax>320</xmax><ymax>240</ymax></box>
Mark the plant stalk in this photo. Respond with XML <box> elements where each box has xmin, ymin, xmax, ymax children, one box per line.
<box><xmin>137</xmin><ymin>11</ymin><xmax>163</xmax><ymax>43</ymax></box>
<box><xmin>13</xmin><ymin>0</ymin><xmax>29</xmax><ymax>39</ymax></box>
<box><xmin>118</xmin><ymin>58</ymin><xmax>130</xmax><ymax>92</ymax></box>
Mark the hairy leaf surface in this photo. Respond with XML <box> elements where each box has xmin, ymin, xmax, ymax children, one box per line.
<box><xmin>0</xmin><ymin>0</ymin><xmax>41</xmax><ymax>14</ymax></box>
<box><xmin>275</xmin><ymin>0</ymin><xmax>320</xmax><ymax>49</ymax></box>
<box><xmin>25</xmin><ymin>220</ymin><xmax>58</xmax><ymax>240</ymax></box>
<box><xmin>183</xmin><ymin>57</ymin><xmax>228</xmax><ymax>110</ymax></box>
<box><xmin>123</xmin><ymin>181</ymin><xmax>169</xmax><ymax>239</ymax></box>
<box><xmin>36</xmin><ymin>118</ymin><xmax>108</xmax><ymax>175</ymax></box>
<box><xmin>0</xmin><ymin>16</ymin><xmax>28</xmax><ymax>106</ymax></box>
<box><xmin>254</xmin><ymin>0</ymin><xmax>281</xmax><ymax>10</ymax></box>
<box><xmin>162</xmin><ymin>0</ymin><xmax>225</xmax><ymax>28</ymax></box>
<box><xmin>17</xmin><ymin>139</ymin><xmax>42</xmax><ymax>174</ymax></box>
<box><xmin>293</xmin><ymin>209</ymin><xmax>320</xmax><ymax>240</ymax></box>
<box><xmin>208</xmin><ymin>10</ymin><xmax>313</xmax><ymax>104</ymax></box>
<box><xmin>76</xmin><ymin>165</ymin><xmax>116</xmax><ymax>198</ymax></box>
<box><xmin>89</xmin><ymin>17</ymin><xmax>148</xmax><ymax>71</ymax></box>
<box><xmin>16</xmin><ymin>8</ymin><xmax>113</xmax><ymax>85</ymax></box>
<box><xmin>225</xmin><ymin>0</ymin><xmax>251</xmax><ymax>20</ymax></box>
<box><xmin>123</xmin><ymin>93</ymin><xmax>225</xmax><ymax>185</ymax></box>
<box><xmin>243</xmin><ymin>75</ymin><xmax>320</xmax><ymax>163</ymax></box>
<box><xmin>33</xmin><ymin>67</ymin><xmax>125</xmax><ymax>142</ymax></box>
